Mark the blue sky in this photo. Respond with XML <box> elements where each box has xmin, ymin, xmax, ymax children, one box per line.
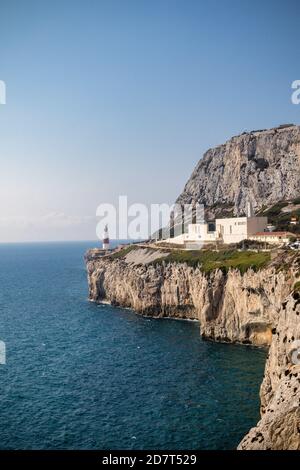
<box><xmin>0</xmin><ymin>0</ymin><xmax>300</xmax><ymax>241</ymax></box>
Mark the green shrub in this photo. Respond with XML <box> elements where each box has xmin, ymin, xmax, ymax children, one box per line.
<box><xmin>260</xmin><ymin>201</ymin><xmax>287</xmax><ymax>217</ymax></box>
<box><xmin>152</xmin><ymin>249</ymin><xmax>270</xmax><ymax>274</ymax></box>
<box><xmin>257</xmin><ymin>199</ymin><xmax>300</xmax><ymax>233</ymax></box>
<box><xmin>109</xmin><ymin>244</ymin><xmax>137</xmax><ymax>259</ymax></box>
<box><xmin>294</xmin><ymin>281</ymin><xmax>300</xmax><ymax>292</ymax></box>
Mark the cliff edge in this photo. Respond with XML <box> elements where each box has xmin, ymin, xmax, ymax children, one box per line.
<box><xmin>86</xmin><ymin>124</ymin><xmax>300</xmax><ymax>449</ymax></box>
<box><xmin>85</xmin><ymin>245</ymin><xmax>300</xmax><ymax>449</ymax></box>
<box><xmin>238</xmin><ymin>292</ymin><xmax>300</xmax><ymax>450</ymax></box>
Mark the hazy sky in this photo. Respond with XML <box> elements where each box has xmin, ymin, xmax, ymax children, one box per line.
<box><xmin>0</xmin><ymin>0</ymin><xmax>300</xmax><ymax>242</ymax></box>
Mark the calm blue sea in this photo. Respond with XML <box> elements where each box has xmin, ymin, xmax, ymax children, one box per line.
<box><xmin>0</xmin><ymin>241</ymin><xmax>266</xmax><ymax>450</ymax></box>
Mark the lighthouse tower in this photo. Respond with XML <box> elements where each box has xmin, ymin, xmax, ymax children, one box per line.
<box><xmin>102</xmin><ymin>224</ymin><xmax>110</xmax><ymax>250</ymax></box>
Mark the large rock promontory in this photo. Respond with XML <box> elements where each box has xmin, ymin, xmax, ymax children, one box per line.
<box><xmin>176</xmin><ymin>124</ymin><xmax>300</xmax><ymax>217</ymax></box>
<box><xmin>85</xmin><ymin>246</ymin><xmax>300</xmax><ymax>449</ymax></box>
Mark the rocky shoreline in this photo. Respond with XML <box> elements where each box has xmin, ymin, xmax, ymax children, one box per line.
<box><xmin>85</xmin><ymin>246</ymin><xmax>300</xmax><ymax>449</ymax></box>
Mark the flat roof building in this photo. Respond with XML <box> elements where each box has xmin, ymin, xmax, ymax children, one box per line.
<box><xmin>161</xmin><ymin>215</ymin><xmax>268</xmax><ymax>247</ymax></box>
<box><xmin>249</xmin><ymin>231</ymin><xmax>294</xmax><ymax>245</ymax></box>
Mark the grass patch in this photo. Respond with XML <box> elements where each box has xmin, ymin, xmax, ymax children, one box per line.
<box><xmin>109</xmin><ymin>244</ymin><xmax>138</xmax><ymax>259</ymax></box>
<box><xmin>152</xmin><ymin>249</ymin><xmax>270</xmax><ymax>274</ymax></box>
<box><xmin>294</xmin><ymin>281</ymin><xmax>300</xmax><ymax>292</ymax></box>
<box><xmin>258</xmin><ymin>201</ymin><xmax>288</xmax><ymax>217</ymax></box>
<box><xmin>257</xmin><ymin>199</ymin><xmax>300</xmax><ymax>234</ymax></box>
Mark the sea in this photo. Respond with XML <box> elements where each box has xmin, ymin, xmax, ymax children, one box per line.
<box><xmin>0</xmin><ymin>241</ymin><xmax>266</xmax><ymax>450</ymax></box>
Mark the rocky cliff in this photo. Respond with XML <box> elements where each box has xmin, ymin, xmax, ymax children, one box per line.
<box><xmin>238</xmin><ymin>291</ymin><xmax>300</xmax><ymax>450</ymax></box>
<box><xmin>86</xmin><ymin>247</ymin><xmax>295</xmax><ymax>346</ymax></box>
<box><xmin>85</xmin><ymin>246</ymin><xmax>300</xmax><ymax>449</ymax></box>
<box><xmin>176</xmin><ymin>124</ymin><xmax>300</xmax><ymax>217</ymax></box>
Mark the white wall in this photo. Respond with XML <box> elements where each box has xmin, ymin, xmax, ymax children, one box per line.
<box><xmin>249</xmin><ymin>234</ymin><xmax>290</xmax><ymax>245</ymax></box>
<box><xmin>162</xmin><ymin>217</ymin><xmax>269</xmax><ymax>246</ymax></box>
<box><xmin>162</xmin><ymin>233</ymin><xmax>187</xmax><ymax>245</ymax></box>
<box><xmin>216</xmin><ymin>217</ymin><xmax>248</xmax><ymax>244</ymax></box>
<box><xmin>188</xmin><ymin>223</ymin><xmax>216</xmax><ymax>242</ymax></box>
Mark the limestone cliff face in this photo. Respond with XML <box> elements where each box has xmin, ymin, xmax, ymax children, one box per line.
<box><xmin>86</xmin><ymin>246</ymin><xmax>300</xmax><ymax>449</ymax></box>
<box><xmin>176</xmin><ymin>125</ymin><xmax>300</xmax><ymax>216</ymax></box>
<box><xmin>238</xmin><ymin>292</ymin><xmax>300</xmax><ymax>450</ymax></box>
<box><xmin>86</xmin><ymin>248</ymin><xmax>292</xmax><ymax>346</ymax></box>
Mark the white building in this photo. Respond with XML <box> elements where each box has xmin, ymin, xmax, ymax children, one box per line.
<box><xmin>249</xmin><ymin>231</ymin><xmax>294</xmax><ymax>245</ymax></box>
<box><xmin>161</xmin><ymin>201</ymin><xmax>269</xmax><ymax>247</ymax></box>
<box><xmin>290</xmin><ymin>217</ymin><xmax>298</xmax><ymax>226</ymax></box>
<box><xmin>162</xmin><ymin>215</ymin><xmax>268</xmax><ymax>246</ymax></box>
<box><xmin>215</xmin><ymin>216</ymin><xmax>268</xmax><ymax>244</ymax></box>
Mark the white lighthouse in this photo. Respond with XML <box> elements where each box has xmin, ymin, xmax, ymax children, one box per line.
<box><xmin>102</xmin><ymin>224</ymin><xmax>110</xmax><ymax>250</ymax></box>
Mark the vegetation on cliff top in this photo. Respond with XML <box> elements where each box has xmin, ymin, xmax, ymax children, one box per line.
<box><xmin>109</xmin><ymin>244</ymin><xmax>137</xmax><ymax>259</ymax></box>
<box><xmin>257</xmin><ymin>198</ymin><xmax>300</xmax><ymax>234</ymax></box>
<box><xmin>106</xmin><ymin>244</ymin><xmax>300</xmax><ymax>275</ymax></box>
<box><xmin>294</xmin><ymin>281</ymin><xmax>300</xmax><ymax>292</ymax></box>
<box><xmin>151</xmin><ymin>249</ymin><xmax>271</xmax><ymax>274</ymax></box>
